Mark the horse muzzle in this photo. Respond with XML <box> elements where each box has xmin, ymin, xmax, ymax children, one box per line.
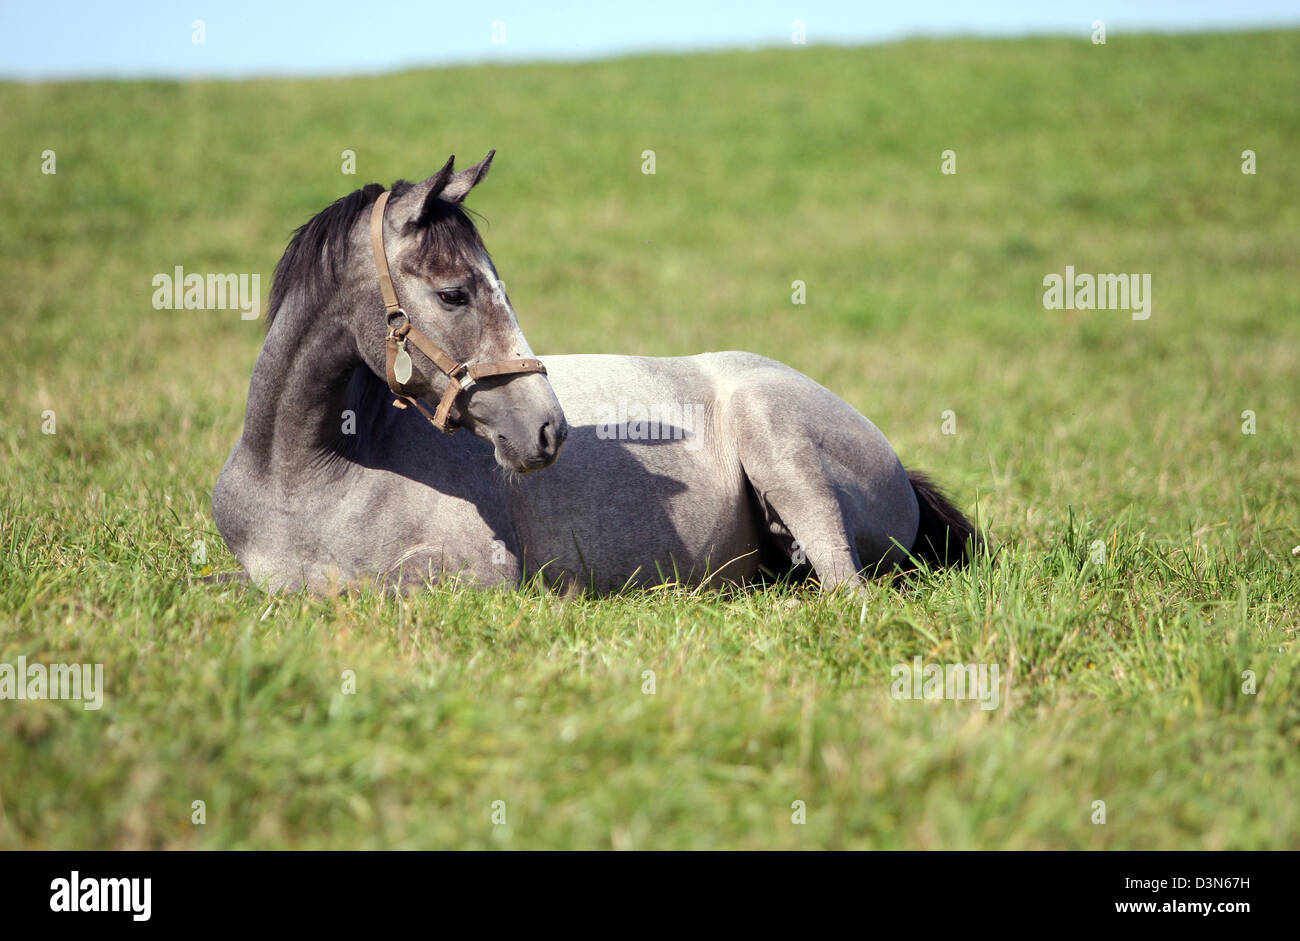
<box><xmin>490</xmin><ymin>409</ymin><xmax>568</xmax><ymax>473</ymax></box>
<box><xmin>458</xmin><ymin>372</ymin><xmax>567</xmax><ymax>473</ymax></box>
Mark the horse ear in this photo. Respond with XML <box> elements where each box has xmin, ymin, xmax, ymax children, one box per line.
<box><xmin>416</xmin><ymin>155</ymin><xmax>458</xmax><ymax>223</ymax></box>
<box><xmin>438</xmin><ymin>150</ymin><xmax>495</xmax><ymax>204</ymax></box>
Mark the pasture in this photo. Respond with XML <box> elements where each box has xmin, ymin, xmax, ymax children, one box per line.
<box><xmin>1</xmin><ymin>31</ymin><xmax>1297</xmax><ymax>849</ymax></box>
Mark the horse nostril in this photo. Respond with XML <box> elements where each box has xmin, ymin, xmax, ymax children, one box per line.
<box><xmin>538</xmin><ymin>419</ymin><xmax>568</xmax><ymax>460</ymax></box>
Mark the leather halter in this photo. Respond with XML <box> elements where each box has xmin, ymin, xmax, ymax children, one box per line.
<box><xmin>369</xmin><ymin>189</ymin><xmax>546</xmax><ymax>433</ymax></box>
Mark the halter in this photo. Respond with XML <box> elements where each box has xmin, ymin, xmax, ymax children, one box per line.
<box><xmin>369</xmin><ymin>189</ymin><xmax>546</xmax><ymax>434</ymax></box>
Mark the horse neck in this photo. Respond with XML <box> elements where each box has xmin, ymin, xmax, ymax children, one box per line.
<box><xmin>239</xmin><ymin>294</ymin><xmax>360</xmax><ymax>479</ymax></box>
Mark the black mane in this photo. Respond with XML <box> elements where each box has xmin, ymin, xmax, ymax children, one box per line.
<box><xmin>265</xmin><ymin>179</ymin><xmax>487</xmax><ymax>330</ymax></box>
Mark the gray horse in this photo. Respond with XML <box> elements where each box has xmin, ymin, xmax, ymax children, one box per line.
<box><xmin>213</xmin><ymin>153</ymin><xmax>978</xmax><ymax>593</ymax></box>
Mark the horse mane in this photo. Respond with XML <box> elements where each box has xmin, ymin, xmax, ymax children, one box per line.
<box><xmin>265</xmin><ymin>178</ymin><xmax>488</xmax><ymax>331</ymax></box>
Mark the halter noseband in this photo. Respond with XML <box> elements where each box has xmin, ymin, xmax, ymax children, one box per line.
<box><xmin>369</xmin><ymin>189</ymin><xmax>546</xmax><ymax>434</ymax></box>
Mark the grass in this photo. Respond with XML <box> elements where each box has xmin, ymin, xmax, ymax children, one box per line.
<box><xmin>1</xmin><ymin>31</ymin><xmax>1298</xmax><ymax>849</ymax></box>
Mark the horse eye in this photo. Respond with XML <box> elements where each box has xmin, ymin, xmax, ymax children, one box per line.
<box><xmin>438</xmin><ymin>289</ymin><xmax>468</xmax><ymax>307</ymax></box>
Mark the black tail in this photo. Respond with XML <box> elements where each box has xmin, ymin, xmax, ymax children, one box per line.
<box><xmin>905</xmin><ymin>471</ymin><xmax>981</xmax><ymax>570</ymax></box>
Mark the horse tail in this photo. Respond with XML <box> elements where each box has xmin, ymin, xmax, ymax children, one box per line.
<box><xmin>905</xmin><ymin>470</ymin><xmax>981</xmax><ymax>569</ymax></box>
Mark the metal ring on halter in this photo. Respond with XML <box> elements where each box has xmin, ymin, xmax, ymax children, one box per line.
<box><xmin>386</xmin><ymin>308</ymin><xmax>409</xmax><ymax>331</ymax></box>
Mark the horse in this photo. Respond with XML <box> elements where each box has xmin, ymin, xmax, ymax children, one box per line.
<box><xmin>213</xmin><ymin>152</ymin><xmax>979</xmax><ymax>593</ymax></box>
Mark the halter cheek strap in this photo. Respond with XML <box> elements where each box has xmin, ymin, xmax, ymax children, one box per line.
<box><xmin>369</xmin><ymin>189</ymin><xmax>546</xmax><ymax>434</ymax></box>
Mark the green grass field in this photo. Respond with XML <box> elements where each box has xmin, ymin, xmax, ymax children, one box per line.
<box><xmin>1</xmin><ymin>31</ymin><xmax>1298</xmax><ymax>849</ymax></box>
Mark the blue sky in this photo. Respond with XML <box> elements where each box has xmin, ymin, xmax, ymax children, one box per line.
<box><xmin>1</xmin><ymin>1</ymin><xmax>1297</xmax><ymax>80</ymax></box>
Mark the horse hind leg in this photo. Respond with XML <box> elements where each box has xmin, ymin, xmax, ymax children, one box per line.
<box><xmin>728</xmin><ymin>381</ymin><xmax>919</xmax><ymax>591</ymax></box>
<box><xmin>739</xmin><ymin>473</ymin><xmax>865</xmax><ymax>590</ymax></box>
